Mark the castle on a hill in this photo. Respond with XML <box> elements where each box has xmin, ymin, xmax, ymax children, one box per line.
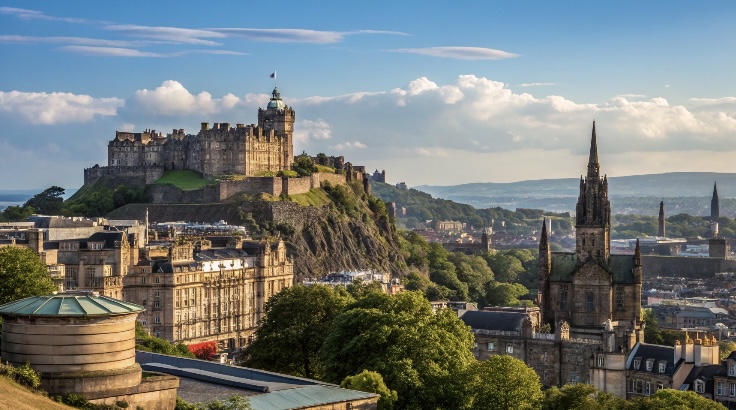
<box><xmin>86</xmin><ymin>87</ymin><xmax>294</xmax><ymax>185</ymax></box>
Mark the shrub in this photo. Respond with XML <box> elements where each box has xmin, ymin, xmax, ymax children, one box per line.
<box><xmin>14</xmin><ymin>362</ymin><xmax>40</xmax><ymax>389</ymax></box>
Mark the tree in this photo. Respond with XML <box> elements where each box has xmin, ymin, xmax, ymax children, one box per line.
<box><xmin>467</xmin><ymin>355</ymin><xmax>543</xmax><ymax>410</ymax></box>
<box><xmin>485</xmin><ymin>252</ymin><xmax>525</xmax><ymax>283</ymax></box>
<box><xmin>642</xmin><ymin>308</ymin><xmax>664</xmax><ymax>344</ymax></box>
<box><xmin>0</xmin><ymin>247</ymin><xmax>56</xmax><ymax>305</ymax></box>
<box><xmin>630</xmin><ymin>389</ymin><xmax>726</xmax><ymax>410</ymax></box>
<box><xmin>292</xmin><ymin>155</ymin><xmax>317</xmax><ymax>176</ymax></box>
<box><xmin>321</xmin><ymin>291</ymin><xmax>476</xmax><ymax>409</ymax></box>
<box><xmin>485</xmin><ymin>282</ymin><xmax>529</xmax><ymax>307</ymax></box>
<box><xmin>23</xmin><ymin>186</ymin><xmax>65</xmax><ymax>215</ymax></box>
<box><xmin>341</xmin><ymin>370</ymin><xmax>398</xmax><ymax>410</ymax></box>
<box><xmin>240</xmin><ymin>285</ymin><xmax>353</xmax><ymax>379</ymax></box>
<box><xmin>135</xmin><ymin>322</ymin><xmax>196</xmax><ymax>359</ymax></box>
<box><xmin>0</xmin><ymin>205</ymin><xmax>34</xmax><ymax>222</ymax></box>
<box><xmin>720</xmin><ymin>340</ymin><xmax>736</xmax><ymax>361</ymax></box>
<box><xmin>543</xmin><ymin>383</ymin><xmax>626</xmax><ymax>410</ymax></box>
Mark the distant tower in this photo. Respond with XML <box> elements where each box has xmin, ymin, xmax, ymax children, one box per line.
<box><xmin>574</xmin><ymin>121</ymin><xmax>611</xmax><ymax>263</ymax></box>
<box><xmin>537</xmin><ymin>219</ymin><xmax>551</xmax><ymax>311</ymax></box>
<box><xmin>481</xmin><ymin>225</ymin><xmax>491</xmax><ymax>252</ymax></box>
<box><xmin>711</xmin><ymin>182</ymin><xmax>720</xmax><ymax>220</ymax></box>
<box><xmin>658</xmin><ymin>201</ymin><xmax>666</xmax><ymax>237</ymax></box>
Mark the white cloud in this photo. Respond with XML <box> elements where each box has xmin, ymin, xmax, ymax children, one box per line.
<box><xmin>390</xmin><ymin>46</ymin><xmax>519</xmax><ymax>60</ymax></box>
<box><xmin>0</xmin><ymin>35</ymin><xmax>151</xmax><ymax>47</ymax></box>
<box><xmin>519</xmin><ymin>82</ymin><xmax>556</xmax><ymax>87</ymax></box>
<box><xmin>330</xmin><ymin>141</ymin><xmax>367</xmax><ymax>150</ymax></box>
<box><xmin>129</xmin><ymin>80</ymin><xmax>243</xmax><ymax>116</ymax></box>
<box><xmin>294</xmin><ymin>119</ymin><xmax>332</xmax><ymax>143</ymax></box>
<box><xmin>105</xmin><ymin>25</ymin><xmax>225</xmax><ymax>46</ymax></box>
<box><xmin>0</xmin><ymin>7</ymin><xmax>92</xmax><ymax>24</ymax></box>
<box><xmin>0</xmin><ymin>90</ymin><xmax>123</xmax><ymax>124</ymax></box>
<box><xmin>57</xmin><ymin>45</ymin><xmax>247</xmax><ymax>57</ymax></box>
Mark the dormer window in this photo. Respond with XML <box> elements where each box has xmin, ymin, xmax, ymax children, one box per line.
<box><xmin>730</xmin><ymin>363</ymin><xmax>736</xmax><ymax>377</ymax></box>
<box><xmin>658</xmin><ymin>362</ymin><xmax>666</xmax><ymax>373</ymax></box>
<box><xmin>634</xmin><ymin>358</ymin><xmax>641</xmax><ymax>370</ymax></box>
<box><xmin>646</xmin><ymin>359</ymin><xmax>654</xmax><ymax>371</ymax></box>
<box><xmin>695</xmin><ymin>380</ymin><xmax>705</xmax><ymax>394</ymax></box>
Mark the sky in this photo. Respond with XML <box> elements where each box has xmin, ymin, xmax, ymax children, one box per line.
<box><xmin>1</xmin><ymin>1</ymin><xmax>736</xmax><ymax>190</ymax></box>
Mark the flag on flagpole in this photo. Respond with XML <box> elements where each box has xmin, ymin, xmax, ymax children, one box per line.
<box><xmin>269</xmin><ymin>71</ymin><xmax>276</xmax><ymax>79</ymax></box>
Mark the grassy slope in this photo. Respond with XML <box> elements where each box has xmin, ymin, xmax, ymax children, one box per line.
<box><xmin>288</xmin><ymin>188</ymin><xmax>332</xmax><ymax>207</ymax></box>
<box><xmin>154</xmin><ymin>170</ymin><xmax>215</xmax><ymax>190</ymax></box>
<box><xmin>0</xmin><ymin>377</ymin><xmax>73</xmax><ymax>410</ymax></box>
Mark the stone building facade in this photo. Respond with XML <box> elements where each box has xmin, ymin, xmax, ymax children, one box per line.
<box><xmin>123</xmin><ymin>238</ymin><xmax>293</xmax><ymax>348</ymax></box>
<box><xmin>90</xmin><ymin>87</ymin><xmax>294</xmax><ymax>183</ymax></box>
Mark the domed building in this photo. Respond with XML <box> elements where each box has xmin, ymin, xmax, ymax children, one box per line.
<box><xmin>0</xmin><ymin>291</ymin><xmax>178</xmax><ymax>409</ymax></box>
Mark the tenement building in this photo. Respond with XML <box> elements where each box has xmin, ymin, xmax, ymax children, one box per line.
<box><xmin>460</xmin><ymin>123</ymin><xmax>644</xmax><ymax>395</ymax></box>
<box><xmin>123</xmin><ymin>237</ymin><xmax>293</xmax><ymax>348</ymax></box>
<box><xmin>90</xmin><ymin>87</ymin><xmax>294</xmax><ymax>182</ymax></box>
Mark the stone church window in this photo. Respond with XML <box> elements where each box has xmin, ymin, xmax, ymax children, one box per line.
<box><xmin>616</xmin><ymin>286</ymin><xmax>624</xmax><ymax>310</ymax></box>
<box><xmin>560</xmin><ymin>285</ymin><xmax>568</xmax><ymax>311</ymax></box>
<box><xmin>586</xmin><ymin>293</ymin><xmax>595</xmax><ymax>312</ymax></box>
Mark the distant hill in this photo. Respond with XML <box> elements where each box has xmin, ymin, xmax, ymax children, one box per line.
<box><xmin>415</xmin><ymin>172</ymin><xmax>736</xmax><ymax>216</ymax></box>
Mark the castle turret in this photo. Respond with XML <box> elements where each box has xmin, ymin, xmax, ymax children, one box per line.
<box><xmin>711</xmin><ymin>182</ymin><xmax>720</xmax><ymax>220</ymax></box>
<box><xmin>658</xmin><ymin>201</ymin><xmax>666</xmax><ymax>237</ymax></box>
<box><xmin>574</xmin><ymin>122</ymin><xmax>611</xmax><ymax>263</ymax></box>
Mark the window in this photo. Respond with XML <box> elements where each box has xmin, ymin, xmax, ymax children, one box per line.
<box><xmin>154</xmin><ymin>316</ymin><xmax>161</xmax><ymax>323</ymax></box>
<box><xmin>560</xmin><ymin>285</ymin><xmax>568</xmax><ymax>311</ymax></box>
<box><xmin>615</xmin><ymin>286</ymin><xmax>624</xmax><ymax>310</ymax></box>
<box><xmin>717</xmin><ymin>382</ymin><xmax>723</xmax><ymax>396</ymax></box>
<box><xmin>155</xmin><ymin>276</ymin><xmax>161</xmax><ymax>284</ymax></box>
<box><xmin>154</xmin><ymin>301</ymin><xmax>160</xmax><ymax>308</ymax></box>
<box><xmin>586</xmin><ymin>293</ymin><xmax>595</xmax><ymax>312</ymax></box>
<box><xmin>142</xmin><ymin>299</ymin><xmax>147</xmax><ymax>307</ymax></box>
<box><xmin>645</xmin><ymin>382</ymin><xmax>651</xmax><ymax>395</ymax></box>
<box><xmin>658</xmin><ymin>362</ymin><xmax>666</xmax><ymax>373</ymax></box>
<box><xmin>695</xmin><ymin>381</ymin><xmax>705</xmax><ymax>394</ymax></box>
<box><xmin>155</xmin><ymin>291</ymin><xmax>160</xmax><ymax>298</ymax></box>
<box><xmin>657</xmin><ymin>382</ymin><xmax>663</xmax><ymax>391</ymax></box>
<box><xmin>730</xmin><ymin>382</ymin><xmax>735</xmax><ymax>397</ymax></box>
<box><xmin>646</xmin><ymin>359</ymin><xmax>654</xmax><ymax>372</ymax></box>
<box><xmin>633</xmin><ymin>359</ymin><xmax>641</xmax><ymax>370</ymax></box>
<box><xmin>597</xmin><ymin>355</ymin><xmax>605</xmax><ymax>367</ymax></box>
<box><xmin>487</xmin><ymin>342</ymin><xmax>495</xmax><ymax>351</ymax></box>
<box><xmin>506</xmin><ymin>345</ymin><xmax>514</xmax><ymax>354</ymax></box>
<box><xmin>141</xmin><ymin>277</ymin><xmax>146</xmax><ymax>284</ymax></box>
<box><xmin>729</xmin><ymin>363</ymin><xmax>736</xmax><ymax>376</ymax></box>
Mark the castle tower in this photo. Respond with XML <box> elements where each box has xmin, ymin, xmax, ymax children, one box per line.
<box><xmin>658</xmin><ymin>201</ymin><xmax>666</xmax><ymax>237</ymax></box>
<box><xmin>481</xmin><ymin>224</ymin><xmax>491</xmax><ymax>252</ymax></box>
<box><xmin>575</xmin><ymin>122</ymin><xmax>611</xmax><ymax>263</ymax></box>
<box><xmin>711</xmin><ymin>182</ymin><xmax>720</xmax><ymax>220</ymax></box>
<box><xmin>257</xmin><ymin>87</ymin><xmax>295</xmax><ymax>170</ymax></box>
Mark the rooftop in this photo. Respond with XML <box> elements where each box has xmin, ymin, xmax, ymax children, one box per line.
<box><xmin>0</xmin><ymin>291</ymin><xmax>144</xmax><ymax>317</ymax></box>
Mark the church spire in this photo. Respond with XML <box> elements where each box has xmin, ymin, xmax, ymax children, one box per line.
<box><xmin>658</xmin><ymin>201</ymin><xmax>665</xmax><ymax>237</ymax></box>
<box><xmin>711</xmin><ymin>181</ymin><xmax>720</xmax><ymax>220</ymax></box>
<box><xmin>540</xmin><ymin>218</ymin><xmax>548</xmax><ymax>248</ymax></box>
<box><xmin>587</xmin><ymin>121</ymin><xmax>600</xmax><ymax>179</ymax></box>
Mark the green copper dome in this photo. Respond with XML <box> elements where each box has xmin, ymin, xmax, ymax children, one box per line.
<box><xmin>0</xmin><ymin>291</ymin><xmax>144</xmax><ymax>317</ymax></box>
<box><xmin>267</xmin><ymin>87</ymin><xmax>285</xmax><ymax>109</ymax></box>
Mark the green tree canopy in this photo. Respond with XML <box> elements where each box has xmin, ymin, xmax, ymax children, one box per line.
<box><xmin>292</xmin><ymin>155</ymin><xmax>317</xmax><ymax>176</ymax></box>
<box><xmin>630</xmin><ymin>389</ymin><xmax>726</xmax><ymax>410</ymax></box>
<box><xmin>320</xmin><ymin>291</ymin><xmax>476</xmax><ymax>409</ymax></box>
<box><xmin>0</xmin><ymin>205</ymin><xmax>35</xmax><ymax>222</ymax></box>
<box><xmin>467</xmin><ymin>355</ymin><xmax>543</xmax><ymax>410</ymax></box>
<box><xmin>0</xmin><ymin>247</ymin><xmax>56</xmax><ymax>305</ymax></box>
<box><xmin>485</xmin><ymin>282</ymin><xmax>529</xmax><ymax>307</ymax></box>
<box><xmin>23</xmin><ymin>186</ymin><xmax>65</xmax><ymax>215</ymax></box>
<box><xmin>543</xmin><ymin>383</ymin><xmax>626</xmax><ymax>410</ymax></box>
<box><xmin>340</xmin><ymin>370</ymin><xmax>398</xmax><ymax>410</ymax></box>
<box><xmin>240</xmin><ymin>284</ymin><xmax>353</xmax><ymax>379</ymax></box>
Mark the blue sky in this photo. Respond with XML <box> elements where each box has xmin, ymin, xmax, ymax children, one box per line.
<box><xmin>1</xmin><ymin>1</ymin><xmax>736</xmax><ymax>190</ymax></box>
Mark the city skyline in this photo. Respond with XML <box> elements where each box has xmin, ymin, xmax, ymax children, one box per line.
<box><xmin>1</xmin><ymin>1</ymin><xmax>736</xmax><ymax>189</ymax></box>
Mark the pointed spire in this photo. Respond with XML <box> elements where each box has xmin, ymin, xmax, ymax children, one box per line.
<box><xmin>712</xmin><ymin>181</ymin><xmax>720</xmax><ymax>219</ymax></box>
<box><xmin>540</xmin><ymin>219</ymin><xmax>548</xmax><ymax>247</ymax></box>
<box><xmin>634</xmin><ymin>238</ymin><xmax>641</xmax><ymax>266</ymax></box>
<box><xmin>658</xmin><ymin>201</ymin><xmax>666</xmax><ymax>237</ymax></box>
<box><xmin>714</xmin><ymin>181</ymin><xmax>719</xmax><ymax>197</ymax></box>
<box><xmin>587</xmin><ymin>121</ymin><xmax>600</xmax><ymax>178</ymax></box>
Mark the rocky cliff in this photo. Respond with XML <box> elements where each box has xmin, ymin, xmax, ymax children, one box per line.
<box><xmin>109</xmin><ymin>187</ymin><xmax>405</xmax><ymax>280</ymax></box>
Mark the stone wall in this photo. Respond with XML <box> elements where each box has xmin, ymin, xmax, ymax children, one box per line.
<box><xmin>145</xmin><ymin>172</ymin><xmax>349</xmax><ymax>204</ymax></box>
<box><xmin>86</xmin><ymin>373</ymin><xmax>179</xmax><ymax>410</ymax></box>
<box><xmin>84</xmin><ymin>165</ymin><xmax>164</xmax><ymax>186</ymax></box>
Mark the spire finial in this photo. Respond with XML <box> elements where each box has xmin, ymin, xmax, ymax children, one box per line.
<box><xmin>587</xmin><ymin>121</ymin><xmax>600</xmax><ymax>178</ymax></box>
<box><xmin>540</xmin><ymin>219</ymin><xmax>548</xmax><ymax>245</ymax></box>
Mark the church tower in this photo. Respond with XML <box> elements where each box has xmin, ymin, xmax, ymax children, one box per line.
<box><xmin>575</xmin><ymin>122</ymin><xmax>611</xmax><ymax>263</ymax></box>
<box><xmin>711</xmin><ymin>182</ymin><xmax>720</xmax><ymax>220</ymax></box>
<box><xmin>658</xmin><ymin>201</ymin><xmax>666</xmax><ymax>237</ymax></box>
<box><xmin>258</xmin><ymin>87</ymin><xmax>295</xmax><ymax>169</ymax></box>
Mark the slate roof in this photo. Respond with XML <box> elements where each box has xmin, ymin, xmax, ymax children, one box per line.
<box><xmin>459</xmin><ymin>310</ymin><xmax>526</xmax><ymax>332</ymax></box>
<box><xmin>0</xmin><ymin>292</ymin><xmax>144</xmax><ymax>317</ymax></box>
<box><xmin>627</xmin><ymin>343</ymin><xmax>678</xmax><ymax>376</ymax></box>
<box><xmin>682</xmin><ymin>363</ymin><xmax>723</xmax><ymax>393</ymax></box>
<box><xmin>549</xmin><ymin>252</ymin><xmax>637</xmax><ymax>284</ymax></box>
<box><xmin>86</xmin><ymin>231</ymin><xmax>124</xmax><ymax>248</ymax></box>
<box><xmin>247</xmin><ymin>385</ymin><xmax>377</xmax><ymax>410</ymax></box>
<box><xmin>194</xmin><ymin>249</ymin><xmax>248</xmax><ymax>261</ymax></box>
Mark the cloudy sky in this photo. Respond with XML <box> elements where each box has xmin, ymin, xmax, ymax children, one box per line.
<box><xmin>1</xmin><ymin>1</ymin><xmax>736</xmax><ymax>190</ymax></box>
